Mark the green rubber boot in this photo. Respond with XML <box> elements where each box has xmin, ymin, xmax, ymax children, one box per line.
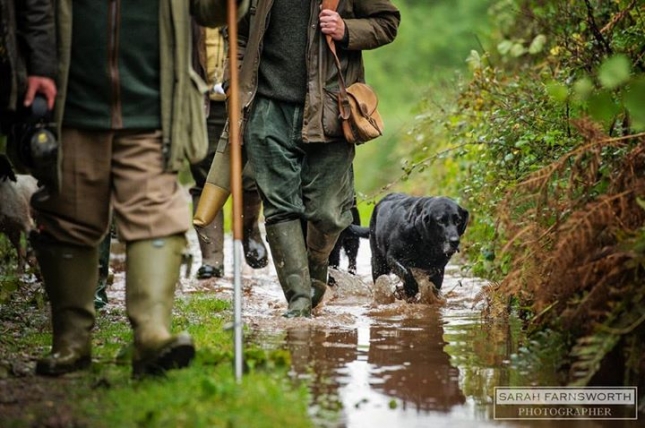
<box><xmin>126</xmin><ymin>234</ymin><xmax>195</xmax><ymax>378</ymax></box>
<box><xmin>31</xmin><ymin>233</ymin><xmax>97</xmax><ymax>376</ymax></box>
<box><xmin>266</xmin><ymin>220</ymin><xmax>312</xmax><ymax>318</ymax></box>
<box><xmin>309</xmin><ymin>263</ymin><xmax>328</xmax><ymax>309</ymax></box>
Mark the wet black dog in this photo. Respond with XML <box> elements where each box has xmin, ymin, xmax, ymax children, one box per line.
<box><xmin>349</xmin><ymin>193</ymin><xmax>469</xmax><ymax>298</ymax></box>
<box><xmin>328</xmin><ymin>206</ymin><xmax>361</xmax><ymax>284</ymax></box>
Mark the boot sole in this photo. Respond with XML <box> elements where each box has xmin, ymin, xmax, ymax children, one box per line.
<box><xmin>133</xmin><ymin>337</ymin><xmax>196</xmax><ymax>378</ymax></box>
<box><xmin>196</xmin><ymin>264</ymin><xmax>224</xmax><ymax>279</ymax></box>
<box><xmin>282</xmin><ymin>308</ymin><xmax>311</xmax><ymax>318</ymax></box>
<box><xmin>35</xmin><ymin>355</ymin><xmax>92</xmax><ymax>377</ymax></box>
<box><xmin>245</xmin><ymin>258</ymin><xmax>269</xmax><ymax>269</ymax></box>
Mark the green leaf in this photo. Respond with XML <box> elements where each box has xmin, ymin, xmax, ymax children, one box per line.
<box><xmin>636</xmin><ymin>197</ymin><xmax>645</xmax><ymax>211</ymax></box>
<box><xmin>497</xmin><ymin>40</ymin><xmax>513</xmax><ymax>55</ymax></box>
<box><xmin>598</xmin><ymin>55</ymin><xmax>631</xmax><ymax>89</ymax></box>
<box><xmin>528</xmin><ymin>34</ymin><xmax>547</xmax><ymax>54</ymax></box>
<box><xmin>514</xmin><ymin>139</ymin><xmax>527</xmax><ymax>148</ymax></box>
<box><xmin>588</xmin><ymin>90</ymin><xmax>620</xmax><ymax>123</ymax></box>
<box><xmin>572</xmin><ymin>77</ymin><xmax>594</xmax><ymax>102</ymax></box>
<box><xmin>466</xmin><ymin>50</ymin><xmax>482</xmax><ymax>70</ymax></box>
<box><xmin>623</xmin><ymin>77</ymin><xmax>645</xmax><ymax>131</ymax></box>
<box><xmin>569</xmin><ymin>333</ymin><xmax>619</xmax><ymax>386</ymax></box>
<box><xmin>510</xmin><ymin>43</ymin><xmax>526</xmax><ymax>57</ymax></box>
<box><xmin>546</xmin><ymin>82</ymin><xmax>569</xmax><ymax>103</ymax></box>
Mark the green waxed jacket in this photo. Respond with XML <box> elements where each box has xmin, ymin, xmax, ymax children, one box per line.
<box><xmin>232</xmin><ymin>0</ymin><xmax>400</xmax><ymax>143</ymax></box>
<box><xmin>53</xmin><ymin>0</ymin><xmax>248</xmax><ymax>171</ymax></box>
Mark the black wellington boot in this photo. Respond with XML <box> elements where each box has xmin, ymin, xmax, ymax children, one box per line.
<box><xmin>192</xmin><ymin>193</ymin><xmax>225</xmax><ymax>279</ymax></box>
<box><xmin>242</xmin><ymin>190</ymin><xmax>268</xmax><ymax>269</ymax></box>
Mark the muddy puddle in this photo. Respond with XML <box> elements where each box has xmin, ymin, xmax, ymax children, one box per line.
<box><xmin>107</xmin><ymin>227</ymin><xmax>638</xmax><ymax>428</ymax></box>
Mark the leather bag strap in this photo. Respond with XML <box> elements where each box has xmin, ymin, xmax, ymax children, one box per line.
<box><xmin>321</xmin><ymin>0</ymin><xmax>351</xmax><ymax>119</ymax></box>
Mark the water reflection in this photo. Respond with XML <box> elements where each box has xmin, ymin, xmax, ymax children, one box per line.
<box><xmin>287</xmin><ymin>326</ymin><xmax>358</xmax><ymax>418</ymax></box>
<box><xmin>366</xmin><ymin>307</ymin><xmax>465</xmax><ymax>412</ymax></box>
<box><xmin>281</xmin><ymin>304</ymin><xmax>469</xmax><ymax>426</ymax></box>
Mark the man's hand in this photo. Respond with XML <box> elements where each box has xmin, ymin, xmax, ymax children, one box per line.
<box><xmin>0</xmin><ymin>155</ymin><xmax>17</xmax><ymax>182</ymax></box>
<box><xmin>319</xmin><ymin>9</ymin><xmax>346</xmax><ymax>41</ymax></box>
<box><xmin>24</xmin><ymin>76</ymin><xmax>57</xmax><ymax>110</ymax></box>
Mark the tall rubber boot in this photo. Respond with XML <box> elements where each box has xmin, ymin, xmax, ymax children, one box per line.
<box><xmin>192</xmin><ymin>193</ymin><xmax>225</xmax><ymax>278</ymax></box>
<box><xmin>242</xmin><ymin>190</ymin><xmax>268</xmax><ymax>269</ymax></box>
<box><xmin>126</xmin><ymin>234</ymin><xmax>195</xmax><ymax>378</ymax></box>
<box><xmin>31</xmin><ymin>233</ymin><xmax>97</xmax><ymax>376</ymax></box>
<box><xmin>95</xmin><ymin>232</ymin><xmax>111</xmax><ymax>309</ymax></box>
<box><xmin>266</xmin><ymin>220</ymin><xmax>312</xmax><ymax>318</ymax></box>
<box><xmin>193</xmin><ymin>182</ymin><xmax>230</xmax><ymax>228</ymax></box>
<box><xmin>306</xmin><ymin>224</ymin><xmax>339</xmax><ymax>308</ymax></box>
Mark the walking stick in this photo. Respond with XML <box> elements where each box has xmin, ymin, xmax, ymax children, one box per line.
<box><xmin>226</xmin><ymin>0</ymin><xmax>244</xmax><ymax>383</ymax></box>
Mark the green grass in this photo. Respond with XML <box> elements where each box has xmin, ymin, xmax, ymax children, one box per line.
<box><xmin>77</xmin><ymin>362</ymin><xmax>311</xmax><ymax>428</ymax></box>
<box><xmin>1</xmin><ymin>290</ymin><xmax>314</xmax><ymax>428</ymax></box>
<box><xmin>79</xmin><ymin>293</ymin><xmax>311</xmax><ymax>428</ymax></box>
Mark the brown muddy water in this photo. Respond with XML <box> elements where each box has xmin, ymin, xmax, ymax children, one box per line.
<box><xmin>108</xmin><ymin>227</ymin><xmax>641</xmax><ymax>428</ymax></box>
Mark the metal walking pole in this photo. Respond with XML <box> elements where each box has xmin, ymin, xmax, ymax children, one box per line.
<box><xmin>226</xmin><ymin>0</ymin><xmax>244</xmax><ymax>383</ymax></box>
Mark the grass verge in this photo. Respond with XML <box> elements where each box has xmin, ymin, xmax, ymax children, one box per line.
<box><xmin>0</xmin><ymin>288</ymin><xmax>313</xmax><ymax>428</ymax></box>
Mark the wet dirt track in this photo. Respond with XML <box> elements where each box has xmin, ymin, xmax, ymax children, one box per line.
<box><xmin>107</xmin><ymin>225</ymin><xmax>640</xmax><ymax>428</ymax></box>
<box><xmin>107</xmin><ymin>226</ymin><xmax>500</xmax><ymax>428</ymax></box>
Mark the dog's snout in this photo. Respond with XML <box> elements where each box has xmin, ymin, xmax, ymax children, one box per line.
<box><xmin>444</xmin><ymin>234</ymin><xmax>460</xmax><ymax>255</ymax></box>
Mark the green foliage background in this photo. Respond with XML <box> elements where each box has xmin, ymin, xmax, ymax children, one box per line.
<box><xmin>355</xmin><ymin>0</ymin><xmax>495</xmax><ymax>197</ymax></box>
<box><xmin>362</xmin><ymin>0</ymin><xmax>645</xmax><ymax>391</ymax></box>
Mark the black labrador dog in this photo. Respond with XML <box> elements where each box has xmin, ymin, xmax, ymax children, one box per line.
<box><xmin>327</xmin><ymin>206</ymin><xmax>361</xmax><ymax>285</ymax></box>
<box><xmin>329</xmin><ymin>205</ymin><xmax>361</xmax><ymax>275</ymax></box>
<box><xmin>349</xmin><ymin>193</ymin><xmax>469</xmax><ymax>299</ymax></box>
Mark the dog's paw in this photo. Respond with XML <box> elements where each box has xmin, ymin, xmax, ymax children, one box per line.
<box><xmin>417</xmin><ymin>281</ymin><xmax>443</xmax><ymax>305</ymax></box>
<box><xmin>412</xmin><ymin>268</ymin><xmax>444</xmax><ymax>305</ymax></box>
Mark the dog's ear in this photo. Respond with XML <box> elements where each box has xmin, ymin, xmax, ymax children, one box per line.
<box><xmin>457</xmin><ymin>206</ymin><xmax>469</xmax><ymax>235</ymax></box>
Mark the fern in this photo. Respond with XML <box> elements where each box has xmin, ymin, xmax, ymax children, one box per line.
<box><xmin>568</xmin><ymin>333</ymin><xmax>620</xmax><ymax>386</ymax></box>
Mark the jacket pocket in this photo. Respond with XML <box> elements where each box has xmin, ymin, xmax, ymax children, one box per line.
<box><xmin>322</xmin><ymin>88</ymin><xmax>344</xmax><ymax>138</ymax></box>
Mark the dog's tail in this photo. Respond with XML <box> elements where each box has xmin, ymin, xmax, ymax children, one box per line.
<box><xmin>347</xmin><ymin>224</ymin><xmax>370</xmax><ymax>239</ymax></box>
